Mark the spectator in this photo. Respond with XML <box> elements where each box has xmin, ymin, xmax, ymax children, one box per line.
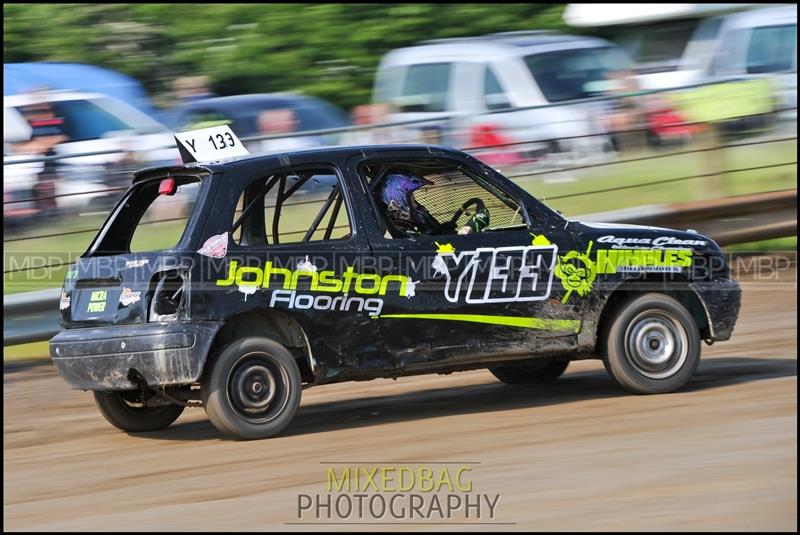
<box><xmin>172</xmin><ymin>75</ymin><xmax>216</xmax><ymax>105</ymax></box>
<box><xmin>599</xmin><ymin>69</ymin><xmax>645</xmax><ymax>152</ymax></box>
<box><xmin>256</xmin><ymin>108</ymin><xmax>321</xmax><ymax>154</ymax></box>
<box><xmin>340</xmin><ymin>104</ymin><xmax>377</xmax><ymax>145</ymax></box>
<box><xmin>340</xmin><ymin>103</ymin><xmax>419</xmax><ymax>146</ymax></box>
<box><xmin>369</xmin><ymin>102</ymin><xmax>417</xmax><ymax>144</ymax></box>
<box><xmin>16</xmin><ymin>96</ymin><xmax>68</xmax><ymax>219</ymax></box>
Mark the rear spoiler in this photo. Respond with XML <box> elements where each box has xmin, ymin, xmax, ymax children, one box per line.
<box><xmin>132</xmin><ymin>165</ymin><xmax>213</xmax><ymax>183</ymax></box>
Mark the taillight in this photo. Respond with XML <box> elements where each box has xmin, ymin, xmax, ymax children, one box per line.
<box><xmin>159</xmin><ymin>177</ymin><xmax>176</xmax><ymax>196</ymax></box>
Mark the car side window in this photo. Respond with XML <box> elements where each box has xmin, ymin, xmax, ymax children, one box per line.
<box><xmin>47</xmin><ymin>100</ymin><xmax>131</xmax><ymax>142</ymax></box>
<box><xmin>360</xmin><ymin>160</ymin><xmax>526</xmax><ymax>240</ymax></box>
<box><xmin>399</xmin><ymin>63</ymin><xmax>452</xmax><ymax>112</ymax></box>
<box><xmin>231</xmin><ymin>166</ymin><xmax>352</xmax><ymax>247</ymax></box>
<box><xmin>745</xmin><ymin>25</ymin><xmax>797</xmax><ymax>74</ymax></box>
<box><xmin>483</xmin><ymin>66</ymin><xmax>511</xmax><ymax>111</ymax></box>
<box><xmin>182</xmin><ymin>109</ymin><xmax>232</xmax><ymax>130</ymax></box>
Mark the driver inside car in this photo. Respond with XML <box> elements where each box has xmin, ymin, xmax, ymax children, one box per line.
<box><xmin>378</xmin><ymin>171</ymin><xmax>490</xmax><ymax>238</ymax></box>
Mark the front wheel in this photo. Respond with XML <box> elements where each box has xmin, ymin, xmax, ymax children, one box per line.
<box><xmin>489</xmin><ymin>358</ymin><xmax>569</xmax><ymax>385</ymax></box>
<box><xmin>202</xmin><ymin>337</ymin><xmax>302</xmax><ymax>440</ymax></box>
<box><xmin>93</xmin><ymin>390</ymin><xmax>184</xmax><ymax>432</ymax></box>
<box><xmin>602</xmin><ymin>293</ymin><xmax>701</xmax><ymax>394</ymax></box>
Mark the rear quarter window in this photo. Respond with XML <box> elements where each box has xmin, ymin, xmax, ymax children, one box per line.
<box><xmin>91</xmin><ymin>176</ymin><xmax>203</xmax><ymax>255</ymax></box>
<box><xmin>129</xmin><ymin>181</ymin><xmax>200</xmax><ymax>252</ymax></box>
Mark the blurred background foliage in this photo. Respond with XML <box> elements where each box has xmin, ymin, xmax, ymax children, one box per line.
<box><xmin>3</xmin><ymin>3</ymin><xmax>567</xmax><ymax>109</ymax></box>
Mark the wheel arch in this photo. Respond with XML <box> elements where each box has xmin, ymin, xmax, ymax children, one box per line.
<box><xmin>593</xmin><ymin>279</ymin><xmax>712</xmax><ymax>354</ymax></box>
<box><xmin>206</xmin><ymin>309</ymin><xmax>316</xmax><ymax>383</ymax></box>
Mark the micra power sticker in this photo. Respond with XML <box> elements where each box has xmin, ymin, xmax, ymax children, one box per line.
<box><xmin>87</xmin><ymin>290</ymin><xmax>107</xmax><ymax>313</ymax></box>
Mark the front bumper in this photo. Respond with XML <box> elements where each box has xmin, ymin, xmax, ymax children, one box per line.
<box><xmin>691</xmin><ymin>277</ymin><xmax>742</xmax><ymax>341</ymax></box>
<box><xmin>49</xmin><ymin>321</ymin><xmax>222</xmax><ymax>390</ymax></box>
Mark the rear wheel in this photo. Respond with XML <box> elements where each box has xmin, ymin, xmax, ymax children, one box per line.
<box><xmin>93</xmin><ymin>390</ymin><xmax>184</xmax><ymax>432</ymax></box>
<box><xmin>202</xmin><ymin>337</ymin><xmax>302</xmax><ymax>440</ymax></box>
<box><xmin>601</xmin><ymin>293</ymin><xmax>701</xmax><ymax>394</ymax></box>
<box><xmin>489</xmin><ymin>358</ymin><xmax>569</xmax><ymax>385</ymax></box>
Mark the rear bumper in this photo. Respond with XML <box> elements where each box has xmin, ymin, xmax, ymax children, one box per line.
<box><xmin>49</xmin><ymin>321</ymin><xmax>222</xmax><ymax>390</ymax></box>
<box><xmin>691</xmin><ymin>278</ymin><xmax>742</xmax><ymax>341</ymax></box>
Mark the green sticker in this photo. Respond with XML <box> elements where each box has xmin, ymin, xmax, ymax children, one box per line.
<box><xmin>555</xmin><ymin>241</ymin><xmax>597</xmax><ymax>304</ymax></box>
<box><xmin>87</xmin><ymin>290</ymin><xmax>107</xmax><ymax>313</ymax></box>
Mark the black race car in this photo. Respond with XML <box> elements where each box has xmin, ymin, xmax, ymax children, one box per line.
<box><xmin>50</xmin><ymin>132</ymin><xmax>741</xmax><ymax>440</ymax></box>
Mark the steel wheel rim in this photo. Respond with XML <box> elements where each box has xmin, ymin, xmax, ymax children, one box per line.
<box><xmin>624</xmin><ymin>310</ymin><xmax>688</xmax><ymax>380</ymax></box>
<box><xmin>226</xmin><ymin>352</ymin><xmax>290</xmax><ymax>424</ymax></box>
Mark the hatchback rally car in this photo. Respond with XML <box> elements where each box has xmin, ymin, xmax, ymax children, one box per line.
<box><xmin>50</xmin><ymin>126</ymin><xmax>741</xmax><ymax>440</ymax></box>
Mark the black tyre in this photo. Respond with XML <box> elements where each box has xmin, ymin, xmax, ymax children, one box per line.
<box><xmin>489</xmin><ymin>358</ymin><xmax>569</xmax><ymax>385</ymax></box>
<box><xmin>601</xmin><ymin>293</ymin><xmax>701</xmax><ymax>394</ymax></box>
<box><xmin>201</xmin><ymin>337</ymin><xmax>302</xmax><ymax>440</ymax></box>
<box><xmin>93</xmin><ymin>390</ymin><xmax>184</xmax><ymax>432</ymax></box>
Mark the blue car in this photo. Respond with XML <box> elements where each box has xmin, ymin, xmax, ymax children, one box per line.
<box><xmin>168</xmin><ymin>93</ymin><xmax>349</xmax><ymax>142</ymax></box>
<box><xmin>168</xmin><ymin>93</ymin><xmax>350</xmax><ymax>191</ymax></box>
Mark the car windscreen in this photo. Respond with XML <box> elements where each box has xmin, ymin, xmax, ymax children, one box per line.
<box><xmin>90</xmin><ymin>175</ymin><xmax>202</xmax><ymax>256</ymax></box>
<box><xmin>524</xmin><ymin>47</ymin><xmax>632</xmax><ymax>103</ymax></box>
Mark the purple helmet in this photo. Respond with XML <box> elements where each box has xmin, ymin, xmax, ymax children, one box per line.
<box><xmin>380</xmin><ymin>172</ymin><xmax>432</xmax><ymax>220</ymax></box>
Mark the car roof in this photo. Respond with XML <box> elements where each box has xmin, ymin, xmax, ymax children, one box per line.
<box><xmin>719</xmin><ymin>4</ymin><xmax>797</xmax><ymax>28</ymax></box>
<box><xmin>420</xmin><ymin>31</ymin><xmax>605</xmax><ymax>48</ymax></box>
<box><xmin>4</xmin><ymin>62</ymin><xmax>163</xmax><ymax>120</ymax></box>
<box><xmin>175</xmin><ymin>93</ymin><xmax>331</xmax><ymax>111</ymax></box>
<box><xmin>134</xmin><ymin>144</ymin><xmax>464</xmax><ymax>181</ymax></box>
<box><xmin>383</xmin><ymin>32</ymin><xmax>616</xmax><ymax>63</ymax></box>
<box><xmin>4</xmin><ymin>90</ymin><xmax>113</xmax><ymax>107</ymax></box>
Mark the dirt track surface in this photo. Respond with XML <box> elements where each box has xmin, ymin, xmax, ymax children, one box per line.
<box><xmin>4</xmin><ymin>268</ymin><xmax>797</xmax><ymax>531</ymax></box>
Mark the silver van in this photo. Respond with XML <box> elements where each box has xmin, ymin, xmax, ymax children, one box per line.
<box><xmin>707</xmin><ymin>5</ymin><xmax>797</xmax><ymax>125</ymax></box>
<box><xmin>566</xmin><ymin>3</ymin><xmax>796</xmax><ymax>122</ymax></box>
<box><xmin>372</xmin><ymin>31</ymin><xmax>634</xmax><ymax>167</ymax></box>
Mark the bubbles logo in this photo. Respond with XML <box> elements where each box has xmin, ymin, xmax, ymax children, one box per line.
<box><xmin>555</xmin><ymin>241</ymin><xmax>596</xmax><ymax>304</ymax></box>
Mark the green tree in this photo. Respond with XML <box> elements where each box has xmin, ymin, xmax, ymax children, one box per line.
<box><xmin>4</xmin><ymin>3</ymin><xmax>567</xmax><ymax>110</ymax></box>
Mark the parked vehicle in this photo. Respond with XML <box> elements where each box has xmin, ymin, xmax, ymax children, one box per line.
<box><xmin>705</xmin><ymin>5</ymin><xmax>797</xmax><ymax>128</ymax></box>
<box><xmin>49</xmin><ymin>127</ymin><xmax>741</xmax><ymax>440</ymax></box>
<box><xmin>4</xmin><ymin>62</ymin><xmax>166</xmax><ymax>122</ymax></box>
<box><xmin>4</xmin><ymin>91</ymin><xmax>178</xmax><ymax>226</ymax></box>
<box><xmin>566</xmin><ymin>4</ymin><xmax>796</xmax><ymax>118</ymax></box>
<box><xmin>167</xmin><ymin>93</ymin><xmax>350</xmax><ymax>147</ymax></box>
<box><xmin>372</xmin><ymin>31</ymin><xmax>634</xmax><ymax>167</ymax></box>
<box><xmin>167</xmin><ymin>94</ymin><xmax>350</xmax><ymax>192</ymax></box>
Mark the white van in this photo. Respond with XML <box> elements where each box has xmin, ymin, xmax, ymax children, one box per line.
<box><xmin>372</xmin><ymin>31</ymin><xmax>634</xmax><ymax>166</ymax></box>
<box><xmin>706</xmin><ymin>6</ymin><xmax>797</xmax><ymax>124</ymax></box>
<box><xmin>565</xmin><ymin>4</ymin><xmax>796</xmax><ymax>95</ymax></box>
<box><xmin>4</xmin><ymin>91</ymin><xmax>178</xmax><ymax>216</ymax></box>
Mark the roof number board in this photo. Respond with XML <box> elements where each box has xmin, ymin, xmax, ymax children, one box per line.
<box><xmin>174</xmin><ymin>125</ymin><xmax>249</xmax><ymax>164</ymax></box>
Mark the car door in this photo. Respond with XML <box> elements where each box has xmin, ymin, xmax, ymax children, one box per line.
<box><xmin>349</xmin><ymin>150</ymin><xmax>583</xmax><ymax>371</ymax></box>
<box><xmin>203</xmin><ymin>160</ymin><xmax>384</xmax><ymax>375</ymax></box>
